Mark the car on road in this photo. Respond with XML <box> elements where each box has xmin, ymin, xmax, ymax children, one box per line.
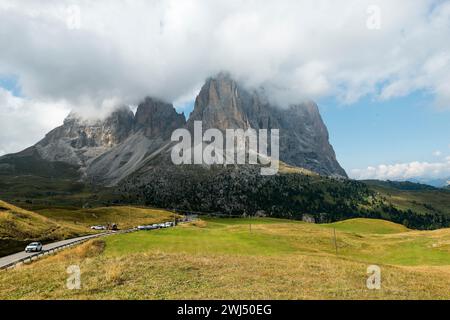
<box><xmin>164</xmin><ymin>222</ymin><xmax>173</xmax><ymax>227</ymax></box>
<box><xmin>25</xmin><ymin>242</ymin><xmax>43</xmax><ymax>253</ymax></box>
<box><xmin>91</xmin><ymin>225</ymin><xmax>106</xmax><ymax>230</ymax></box>
<box><xmin>137</xmin><ymin>225</ymin><xmax>157</xmax><ymax>231</ymax></box>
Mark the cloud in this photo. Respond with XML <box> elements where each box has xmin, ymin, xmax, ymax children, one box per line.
<box><xmin>1</xmin><ymin>0</ymin><xmax>450</xmax><ymax>155</ymax></box>
<box><xmin>350</xmin><ymin>158</ymin><xmax>450</xmax><ymax>181</ymax></box>
<box><xmin>433</xmin><ymin>150</ymin><xmax>442</xmax><ymax>156</ymax></box>
<box><xmin>0</xmin><ymin>88</ymin><xmax>70</xmax><ymax>156</ymax></box>
<box><xmin>0</xmin><ymin>0</ymin><xmax>449</xmax><ymax>110</ymax></box>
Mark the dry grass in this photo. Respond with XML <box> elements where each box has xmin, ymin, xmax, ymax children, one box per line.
<box><xmin>0</xmin><ymin>200</ymin><xmax>90</xmax><ymax>256</ymax></box>
<box><xmin>1</xmin><ymin>249</ymin><xmax>450</xmax><ymax>300</ymax></box>
<box><xmin>0</xmin><ymin>200</ymin><xmax>85</xmax><ymax>240</ymax></box>
<box><xmin>1</xmin><ymin>218</ymin><xmax>450</xmax><ymax>300</ymax></box>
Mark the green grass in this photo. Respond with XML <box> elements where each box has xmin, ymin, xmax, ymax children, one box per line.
<box><xmin>106</xmin><ymin>219</ymin><xmax>300</xmax><ymax>257</ymax></box>
<box><xmin>104</xmin><ymin>217</ymin><xmax>450</xmax><ymax>267</ymax></box>
<box><xmin>366</xmin><ymin>181</ymin><xmax>450</xmax><ymax>217</ymax></box>
<box><xmin>1</xmin><ymin>217</ymin><xmax>450</xmax><ymax>299</ymax></box>
<box><xmin>323</xmin><ymin>218</ymin><xmax>410</xmax><ymax>234</ymax></box>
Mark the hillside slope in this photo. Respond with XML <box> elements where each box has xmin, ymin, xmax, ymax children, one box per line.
<box><xmin>0</xmin><ymin>200</ymin><xmax>87</xmax><ymax>256</ymax></box>
<box><xmin>120</xmin><ymin>164</ymin><xmax>450</xmax><ymax>229</ymax></box>
<box><xmin>365</xmin><ymin>180</ymin><xmax>450</xmax><ymax>219</ymax></box>
<box><xmin>1</xmin><ymin>218</ymin><xmax>449</xmax><ymax>299</ymax></box>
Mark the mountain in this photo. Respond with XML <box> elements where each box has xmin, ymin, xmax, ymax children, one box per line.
<box><xmin>0</xmin><ymin>73</ymin><xmax>346</xmax><ymax>185</ymax></box>
<box><xmin>3</xmin><ymin>74</ymin><xmax>450</xmax><ymax>229</ymax></box>
<box><xmin>407</xmin><ymin>177</ymin><xmax>450</xmax><ymax>188</ymax></box>
<box><xmin>0</xmin><ymin>106</ymin><xmax>135</xmax><ymax>179</ymax></box>
<box><xmin>187</xmin><ymin>73</ymin><xmax>347</xmax><ymax>177</ymax></box>
<box><xmin>86</xmin><ymin>98</ymin><xmax>185</xmax><ymax>185</ymax></box>
<box><xmin>35</xmin><ymin>106</ymin><xmax>135</xmax><ymax>169</ymax></box>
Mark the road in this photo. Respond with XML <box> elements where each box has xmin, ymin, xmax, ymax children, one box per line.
<box><xmin>0</xmin><ymin>232</ymin><xmax>113</xmax><ymax>270</ymax></box>
<box><xmin>0</xmin><ymin>219</ymin><xmax>191</xmax><ymax>270</ymax></box>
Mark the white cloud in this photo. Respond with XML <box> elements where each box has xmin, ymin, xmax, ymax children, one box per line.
<box><xmin>433</xmin><ymin>150</ymin><xmax>442</xmax><ymax>156</ymax></box>
<box><xmin>0</xmin><ymin>0</ymin><xmax>449</xmax><ymax>109</ymax></box>
<box><xmin>350</xmin><ymin>158</ymin><xmax>450</xmax><ymax>180</ymax></box>
<box><xmin>1</xmin><ymin>0</ymin><xmax>450</xmax><ymax>155</ymax></box>
<box><xmin>0</xmin><ymin>88</ymin><xmax>70</xmax><ymax>155</ymax></box>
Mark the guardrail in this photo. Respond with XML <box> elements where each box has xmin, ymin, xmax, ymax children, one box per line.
<box><xmin>0</xmin><ymin>229</ymin><xmax>137</xmax><ymax>271</ymax></box>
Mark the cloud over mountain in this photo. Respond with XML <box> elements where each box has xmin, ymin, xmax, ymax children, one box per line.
<box><xmin>1</xmin><ymin>0</ymin><xmax>450</xmax><ymax>161</ymax></box>
<box><xmin>1</xmin><ymin>0</ymin><xmax>450</xmax><ymax>109</ymax></box>
<box><xmin>351</xmin><ymin>157</ymin><xmax>450</xmax><ymax>182</ymax></box>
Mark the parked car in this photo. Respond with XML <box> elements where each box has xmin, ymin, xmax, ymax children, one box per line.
<box><xmin>164</xmin><ymin>222</ymin><xmax>173</xmax><ymax>227</ymax></box>
<box><xmin>90</xmin><ymin>225</ymin><xmax>106</xmax><ymax>230</ymax></box>
<box><xmin>137</xmin><ymin>225</ymin><xmax>157</xmax><ymax>231</ymax></box>
<box><xmin>25</xmin><ymin>242</ymin><xmax>43</xmax><ymax>253</ymax></box>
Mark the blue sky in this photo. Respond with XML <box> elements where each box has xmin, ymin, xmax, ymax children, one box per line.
<box><xmin>0</xmin><ymin>75</ymin><xmax>21</xmax><ymax>97</ymax></box>
<box><xmin>318</xmin><ymin>93</ymin><xmax>450</xmax><ymax>171</ymax></box>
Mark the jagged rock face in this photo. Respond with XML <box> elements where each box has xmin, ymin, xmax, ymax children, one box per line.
<box><xmin>86</xmin><ymin>98</ymin><xmax>185</xmax><ymax>185</ymax></box>
<box><xmin>187</xmin><ymin>74</ymin><xmax>347</xmax><ymax>177</ymax></box>
<box><xmin>135</xmin><ymin>97</ymin><xmax>186</xmax><ymax>139</ymax></box>
<box><xmin>188</xmin><ymin>75</ymin><xmax>250</xmax><ymax>130</ymax></box>
<box><xmin>34</xmin><ymin>106</ymin><xmax>135</xmax><ymax>166</ymax></box>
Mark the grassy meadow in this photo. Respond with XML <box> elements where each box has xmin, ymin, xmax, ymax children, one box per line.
<box><xmin>1</xmin><ymin>217</ymin><xmax>450</xmax><ymax>299</ymax></box>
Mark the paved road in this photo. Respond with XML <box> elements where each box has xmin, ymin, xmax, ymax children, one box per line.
<box><xmin>0</xmin><ymin>232</ymin><xmax>113</xmax><ymax>269</ymax></box>
<box><xmin>0</xmin><ymin>220</ymin><xmax>190</xmax><ymax>270</ymax></box>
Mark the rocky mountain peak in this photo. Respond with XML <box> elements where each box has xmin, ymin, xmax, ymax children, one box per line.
<box><xmin>188</xmin><ymin>73</ymin><xmax>250</xmax><ymax>131</ymax></box>
<box><xmin>187</xmin><ymin>74</ymin><xmax>347</xmax><ymax>177</ymax></box>
<box><xmin>35</xmin><ymin>106</ymin><xmax>134</xmax><ymax>166</ymax></box>
<box><xmin>134</xmin><ymin>97</ymin><xmax>186</xmax><ymax>139</ymax></box>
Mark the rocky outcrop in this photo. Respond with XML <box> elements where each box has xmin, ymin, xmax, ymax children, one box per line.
<box><xmin>135</xmin><ymin>97</ymin><xmax>186</xmax><ymax>139</ymax></box>
<box><xmin>0</xmin><ymin>99</ymin><xmax>185</xmax><ymax>183</ymax></box>
<box><xmin>85</xmin><ymin>98</ymin><xmax>185</xmax><ymax>185</ymax></box>
<box><xmin>35</xmin><ymin>106</ymin><xmax>134</xmax><ymax>167</ymax></box>
<box><xmin>187</xmin><ymin>73</ymin><xmax>347</xmax><ymax>177</ymax></box>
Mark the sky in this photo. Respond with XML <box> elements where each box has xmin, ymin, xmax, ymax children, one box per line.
<box><xmin>0</xmin><ymin>0</ymin><xmax>449</xmax><ymax>183</ymax></box>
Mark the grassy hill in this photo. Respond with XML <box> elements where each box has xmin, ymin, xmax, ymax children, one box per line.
<box><xmin>323</xmin><ymin>218</ymin><xmax>410</xmax><ymax>234</ymax></box>
<box><xmin>35</xmin><ymin>206</ymin><xmax>178</xmax><ymax>230</ymax></box>
<box><xmin>3</xmin><ymin>164</ymin><xmax>450</xmax><ymax>231</ymax></box>
<box><xmin>365</xmin><ymin>180</ymin><xmax>450</xmax><ymax>218</ymax></box>
<box><xmin>0</xmin><ymin>200</ymin><xmax>84</xmax><ymax>240</ymax></box>
<box><xmin>0</xmin><ymin>200</ymin><xmax>87</xmax><ymax>256</ymax></box>
<box><xmin>1</xmin><ymin>217</ymin><xmax>449</xmax><ymax>299</ymax></box>
<box><xmin>0</xmin><ymin>201</ymin><xmax>179</xmax><ymax>257</ymax></box>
